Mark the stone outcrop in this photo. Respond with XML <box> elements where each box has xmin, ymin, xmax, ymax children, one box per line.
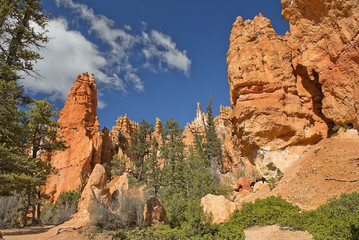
<box><xmin>143</xmin><ymin>196</ymin><xmax>169</xmax><ymax>227</ymax></box>
<box><xmin>282</xmin><ymin>0</ymin><xmax>359</xmax><ymax>128</ymax></box>
<box><xmin>108</xmin><ymin>173</ymin><xmax>129</xmax><ymax>195</ymax></box>
<box><xmin>45</xmin><ymin>73</ymin><xmax>115</xmax><ymax>202</ymax></box>
<box><xmin>77</xmin><ymin>164</ymin><xmax>111</xmax><ymax>219</ymax></box>
<box><xmin>182</xmin><ymin>102</ymin><xmax>207</xmax><ymax>146</ymax></box>
<box><xmin>110</xmin><ymin>114</ymin><xmax>138</xmax><ymax>160</ymax></box>
<box><xmin>154</xmin><ymin>118</ymin><xmax>163</xmax><ymax>146</ymax></box>
<box><xmin>201</xmin><ymin>194</ymin><xmax>239</xmax><ymax>224</ymax></box>
<box><xmin>227</xmin><ymin>0</ymin><xmax>359</xmax><ymax>178</ymax></box>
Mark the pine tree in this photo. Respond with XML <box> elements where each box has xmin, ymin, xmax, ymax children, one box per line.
<box><xmin>0</xmin><ymin>0</ymin><xmax>49</xmax><ymax>81</ymax></box>
<box><xmin>204</xmin><ymin>96</ymin><xmax>224</xmax><ymax>173</ymax></box>
<box><xmin>0</xmin><ymin>0</ymin><xmax>51</xmax><ymax>196</ymax></box>
<box><xmin>130</xmin><ymin>119</ymin><xmax>153</xmax><ymax>181</ymax></box>
<box><xmin>145</xmin><ymin>136</ymin><xmax>161</xmax><ymax>195</ymax></box>
<box><xmin>160</xmin><ymin>119</ymin><xmax>186</xmax><ymax>194</ymax></box>
<box><xmin>24</xmin><ymin>99</ymin><xmax>66</xmax><ymax>224</ymax></box>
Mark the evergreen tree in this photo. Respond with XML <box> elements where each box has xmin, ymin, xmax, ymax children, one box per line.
<box><xmin>0</xmin><ymin>0</ymin><xmax>49</xmax><ymax>81</ymax></box>
<box><xmin>129</xmin><ymin>119</ymin><xmax>153</xmax><ymax>181</ymax></box>
<box><xmin>24</xmin><ymin>99</ymin><xmax>66</xmax><ymax>224</ymax></box>
<box><xmin>204</xmin><ymin>96</ymin><xmax>224</xmax><ymax>173</ymax></box>
<box><xmin>0</xmin><ymin>0</ymin><xmax>51</xmax><ymax>196</ymax></box>
<box><xmin>160</xmin><ymin>119</ymin><xmax>186</xmax><ymax>194</ymax></box>
<box><xmin>145</xmin><ymin>136</ymin><xmax>161</xmax><ymax>195</ymax></box>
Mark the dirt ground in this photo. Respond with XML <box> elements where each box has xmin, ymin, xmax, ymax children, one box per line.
<box><xmin>244</xmin><ymin>225</ymin><xmax>312</xmax><ymax>240</ymax></box>
<box><xmin>241</xmin><ymin>129</ymin><xmax>359</xmax><ymax>210</ymax></box>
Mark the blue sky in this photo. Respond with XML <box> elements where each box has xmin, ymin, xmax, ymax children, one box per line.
<box><xmin>23</xmin><ymin>0</ymin><xmax>289</xmax><ymax>129</ymax></box>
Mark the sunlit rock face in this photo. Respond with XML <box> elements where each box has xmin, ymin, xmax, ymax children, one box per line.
<box><xmin>45</xmin><ymin>73</ymin><xmax>114</xmax><ymax>202</ymax></box>
<box><xmin>110</xmin><ymin>114</ymin><xmax>138</xmax><ymax>160</ymax></box>
<box><xmin>227</xmin><ymin>0</ymin><xmax>359</xmax><ymax>178</ymax></box>
<box><xmin>281</xmin><ymin>0</ymin><xmax>359</xmax><ymax>128</ymax></box>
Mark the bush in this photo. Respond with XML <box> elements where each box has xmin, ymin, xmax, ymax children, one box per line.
<box><xmin>111</xmin><ymin>193</ymin><xmax>359</xmax><ymax>240</ymax></box>
<box><xmin>286</xmin><ymin>192</ymin><xmax>359</xmax><ymax>240</ymax></box>
<box><xmin>0</xmin><ymin>195</ymin><xmax>21</xmax><ymax>228</ymax></box>
<box><xmin>91</xmin><ymin>189</ymin><xmax>143</xmax><ymax>231</ymax></box>
<box><xmin>41</xmin><ymin>190</ymin><xmax>80</xmax><ymax>225</ymax></box>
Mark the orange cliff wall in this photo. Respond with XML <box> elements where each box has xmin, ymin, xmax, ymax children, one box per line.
<box><xmin>227</xmin><ymin>0</ymin><xmax>359</xmax><ymax>178</ymax></box>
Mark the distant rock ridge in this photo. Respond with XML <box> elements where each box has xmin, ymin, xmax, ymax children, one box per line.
<box><xmin>227</xmin><ymin>0</ymin><xmax>359</xmax><ymax>178</ymax></box>
<box><xmin>45</xmin><ymin>73</ymin><xmax>115</xmax><ymax>202</ymax></box>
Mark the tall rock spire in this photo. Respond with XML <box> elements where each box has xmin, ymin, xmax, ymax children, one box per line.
<box><xmin>45</xmin><ymin>73</ymin><xmax>114</xmax><ymax>202</ymax></box>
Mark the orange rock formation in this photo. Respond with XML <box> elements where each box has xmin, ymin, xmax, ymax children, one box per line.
<box><xmin>45</xmin><ymin>73</ymin><xmax>115</xmax><ymax>202</ymax></box>
<box><xmin>227</xmin><ymin>0</ymin><xmax>359</xmax><ymax>178</ymax></box>
<box><xmin>110</xmin><ymin>114</ymin><xmax>138</xmax><ymax>160</ymax></box>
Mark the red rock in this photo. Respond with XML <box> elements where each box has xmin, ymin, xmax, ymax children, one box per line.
<box><xmin>282</xmin><ymin>0</ymin><xmax>359</xmax><ymax>128</ymax></box>
<box><xmin>236</xmin><ymin>177</ymin><xmax>252</xmax><ymax>192</ymax></box>
<box><xmin>143</xmin><ymin>196</ymin><xmax>169</xmax><ymax>227</ymax></box>
<box><xmin>227</xmin><ymin>12</ymin><xmax>332</xmax><ymax>178</ymax></box>
<box><xmin>44</xmin><ymin>73</ymin><xmax>114</xmax><ymax>202</ymax></box>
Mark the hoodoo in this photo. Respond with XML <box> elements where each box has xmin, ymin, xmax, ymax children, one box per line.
<box><xmin>45</xmin><ymin>73</ymin><xmax>115</xmax><ymax>202</ymax></box>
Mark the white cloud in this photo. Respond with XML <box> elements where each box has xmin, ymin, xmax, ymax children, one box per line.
<box><xmin>22</xmin><ymin>0</ymin><xmax>191</xmax><ymax>108</ymax></box>
<box><xmin>21</xmin><ymin>18</ymin><xmax>116</xmax><ymax>106</ymax></box>
<box><xmin>143</xmin><ymin>30</ymin><xmax>191</xmax><ymax>75</ymax></box>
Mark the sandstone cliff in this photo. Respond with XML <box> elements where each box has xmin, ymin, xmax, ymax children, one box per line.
<box><xmin>227</xmin><ymin>0</ymin><xmax>359</xmax><ymax>178</ymax></box>
<box><xmin>45</xmin><ymin>73</ymin><xmax>115</xmax><ymax>202</ymax></box>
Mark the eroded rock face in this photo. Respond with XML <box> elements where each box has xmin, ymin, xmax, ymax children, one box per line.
<box><xmin>227</xmin><ymin>0</ymin><xmax>359</xmax><ymax>178</ymax></box>
<box><xmin>110</xmin><ymin>114</ymin><xmax>138</xmax><ymax>160</ymax></box>
<box><xmin>182</xmin><ymin>102</ymin><xmax>207</xmax><ymax>146</ymax></box>
<box><xmin>282</xmin><ymin>0</ymin><xmax>359</xmax><ymax>128</ymax></box>
<box><xmin>143</xmin><ymin>196</ymin><xmax>169</xmax><ymax>227</ymax></box>
<box><xmin>45</xmin><ymin>73</ymin><xmax>115</xmax><ymax>202</ymax></box>
<box><xmin>201</xmin><ymin>194</ymin><xmax>239</xmax><ymax>224</ymax></box>
<box><xmin>77</xmin><ymin>164</ymin><xmax>111</xmax><ymax>219</ymax></box>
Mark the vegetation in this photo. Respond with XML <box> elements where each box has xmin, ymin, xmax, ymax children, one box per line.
<box><xmin>0</xmin><ymin>0</ymin><xmax>68</xmax><ymax>227</ymax></box>
<box><xmin>41</xmin><ymin>190</ymin><xmax>81</xmax><ymax>225</ymax></box>
<box><xmin>109</xmin><ymin>192</ymin><xmax>359</xmax><ymax>240</ymax></box>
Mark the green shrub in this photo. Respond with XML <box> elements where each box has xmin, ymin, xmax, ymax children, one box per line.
<box><xmin>286</xmin><ymin>192</ymin><xmax>359</xmax><ymax>240</ymax></box>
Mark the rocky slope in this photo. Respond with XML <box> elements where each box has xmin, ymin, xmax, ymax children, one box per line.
<box><xmin>227</xmin><ymin>0</ymin><xmax>359</xmax><ymax>178</ymax></box>
<box><xmin>44</xmin><ymin>73</ymin><xmax>115</xmax><ymax>202</ymax></box>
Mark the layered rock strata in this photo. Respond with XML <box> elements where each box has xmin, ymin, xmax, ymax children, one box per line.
<box><xmin>227</xmin><ymin>0</ymin><xmax>359</xmax><ymax>178</ymax></box>
<box><xmin>45</xmin><ymin>73</ymin><xmax>115</xmax><ymax>202</ymax></box>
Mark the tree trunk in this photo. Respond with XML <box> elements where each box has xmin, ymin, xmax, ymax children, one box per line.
<box><xmin>21</xmin><ymin>188</ymin><xmax>31</xmax><ymax>227</ymax></box>
<box><xmin>36</xmin><ymin>188</ymin><xmax>41</xmax><ymax>223</ymax></box>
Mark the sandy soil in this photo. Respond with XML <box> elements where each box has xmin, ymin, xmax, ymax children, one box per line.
<box><xmin>244</xmin><ymin>225</ymin><xmax>312</xmax><ymax>240</ymax></box>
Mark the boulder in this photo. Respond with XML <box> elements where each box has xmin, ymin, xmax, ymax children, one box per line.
<box><xmin>143</xmin><ymin>196</ymin><xmax>169</xmax><ymax>227</ymax></box>
<box><xmin>108</xmin><ymin>173</ymin><xmax>129</xmax><ymax>195</ymax></box>
<box><xmin>236</xmin><ymin>177</ymin><xmax>252</xmax><ymax>192</ymax></box>
<box><xmin>77</xmin><ymin>164</ymin><xmax>111</xmax><ymax>219</ymax></box>
<box><xmin>201</xmin><ymin>194</ymin><xmax>239</xmax><ymax>224</ymax></box>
